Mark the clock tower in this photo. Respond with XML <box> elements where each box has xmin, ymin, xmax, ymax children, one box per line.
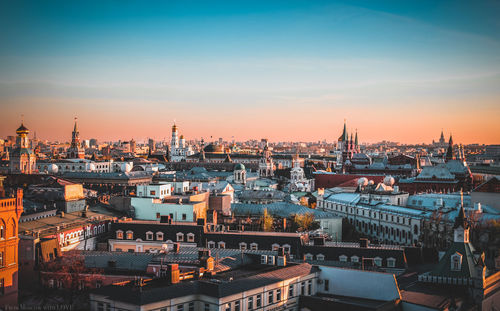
<box><xmin>453</xmin><ymin>205</ymin><xmax>469</xmax><ymax>243</ymax></box>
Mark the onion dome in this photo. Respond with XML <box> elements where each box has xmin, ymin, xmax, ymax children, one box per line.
<box><xmin>383</xmin><ymin>176</ymin><xmax>395</xmax><ymax>186</ymax></box>
<box><xmin>16</xmin><ymin>123</ymin><xmax>29</xmax><ymax>134</ymax></box>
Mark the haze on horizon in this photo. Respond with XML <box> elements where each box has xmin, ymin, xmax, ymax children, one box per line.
<box><xmin>0</xmin><ymin>0</ymin><xmax>499</xmax><ymax>145</ymax></box>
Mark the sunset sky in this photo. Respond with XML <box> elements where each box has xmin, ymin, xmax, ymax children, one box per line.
<box><xmin>0</xmin><ymin>0</ymin><xmax>499</xmax><ymax>144</ymax></box>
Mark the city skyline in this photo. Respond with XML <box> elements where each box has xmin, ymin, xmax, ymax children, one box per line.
<box><xmin>1</xmin><ymin>0</ymin><xmax>500</xmax><ymax>144</ymax></box>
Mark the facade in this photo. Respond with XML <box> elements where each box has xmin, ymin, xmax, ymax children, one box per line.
<box><xmin>0</xmin><ymin>189</ymin><xmax>23</xmax><ymax>306</ymax></box>
<box><xmin>9</xmin><ymin>123</ymin><xmax>37</xmax><ymax>174</ymax></box>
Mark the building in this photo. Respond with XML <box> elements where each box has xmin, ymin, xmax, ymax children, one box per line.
<box><xmin>90</xmin><ymin>258</ymin><xmax>319</xmax><ymax>311</ymax></box>
<box><xmin>66</xmin><ymin>118</ymin><xmax>85</xmax><ymax>159</ymax></box>
<box><xmin>170</xmin><ymin>123</ymin><xmax>194</xmax><ymax>162</ymax></box>
<box><xmin>258</xmin><ymin>140</ymin><xmax>274</xmax><ymax>178</ymax></box>
<box><xmin>0</xmin><ymin>188</ymin><xmax>23</xmax><ymax>306</ymax></box>
<box><xmin>289</xmin><ymin>154</ymin><xmax>314</xmax><ymax>192</ymax></box>
<box><xmin>9</xmin><ymin>123</ymin><xmax>36</xmax><ymax>174</ymax></box>
<box><xmin>417</xmin><ymin>206</ymin><xmax>500</xmax><ymax>309</ymax></box>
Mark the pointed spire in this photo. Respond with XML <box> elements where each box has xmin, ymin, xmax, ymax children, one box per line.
<box><xmin>454</xmin><ymin>205</ymin><xmax>467</xmax><ymax>229</ymax></box>
<box><xmin>355</xmin><ymin>129</ymin><xmax>358</xmax><ymax>146</ymax></box>
<box><xmin>446</xmin><ymin>134</ymin><xmax>454</xmax><ymax>161</ymax></box>
<box><xmin>73</xmin><ymin>117</ymin><xmax>78</xmax><ymax>133</ymax></box>
<box><xmin>338</xmin><ymin>119</ymin><xmax>347</xmax><ymax>142</ymax></box>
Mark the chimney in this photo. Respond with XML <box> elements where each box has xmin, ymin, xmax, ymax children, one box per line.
<box><xmin>359</xmin><ymin>238</ymin><xmax>369</xmax><ymax>248</ymax></box>
<box><xmin>167</xmin><ymin>264</ymin><xmax>180</xmax><ymax>284</ymax></box>
<box><xmin>313</xmin><ymin>236</ymin><xmax>325</xmax><ymax>246</ymax></box>
<box><xmin>197</xmin><ymin>218</ymin><xmax>206</xmax><ymax>226</ymax></box>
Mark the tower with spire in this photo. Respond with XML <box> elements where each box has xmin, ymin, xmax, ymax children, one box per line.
<box><xmin>445</xmin><ymin>134</ymin><xmax>454</xmax><ymax>162</ymax></box>
<box><xmin>67</xmin><ymin>117</ymin><xmax>85</xmax><ymax>159</ymax></box>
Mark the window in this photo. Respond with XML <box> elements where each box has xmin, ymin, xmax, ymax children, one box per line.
<box><xmin>250</xmin><ymin>243</ymin><xmax>258</xmax><ymax>250</ymax></box>
<box><xmin>339</xmin><ymin>255</ymin><xmax>347</xmax><ymax>262</ymax></box>
<box><xmin>208</xmin><ymin>241</ymin><xmax>215</xmax><ymax>248</ymax></box>
<box><xmin>235</xmin><ymin>301</ymin><xmax>240</xmax><ymax>311</ymax></box>
<box><xmin>204</xmin><ymin>303</ymin><xmax>210</xmax><ymax>311</ymax></box>
<box><xmin>316</xmin><ymin>254</ymin><xmax>325</xmax><ymax>261</ymax></box>
<box><xmin>324</xmin><ymin>279</ymin><xmax>330</xmax><ymax>291</ymax></box>
<box><xmin>187</xmin><ymin>233</ymin><xmax>195</xmax><ymax>242</ymax></box>
<box><xmin>301</xmin><ymin>282</ymin><xmax>305</xmax><ymax>295</ymax></box>
<box><xmin>150</xmin><ymin>190</ymin><xmax>156</xmax><ymax>196</ymax></box>
<box><xmin>126</xmin><ymin>230</ymin><xmax>133</xmax><ymax>240</ymax></box>
<box><xmin>268</xmin><ymin>291</ymin><xmax>274</xmax><ymax>304</ymax></box>
<box><xmin>374</xmin><ymin>257</ymin><xmax>382</xmax><ymax>267</ymax></box>
<box><xmin>188</xmin><ymin>302</ymin><xmax>194</xmax><ymax>311</ymax></box>
<box><xmin>156</xmin><ymin>232</ymin><xmax>164</xmax><ymax>241</ymax></box>
<box><xmin>256</xmin><ymin>294</ymin><xmax>262</xmax><ymax>307</ymax></box>
<box><xmin>116</xmin><ymin>230</ymin><xmax>123</xmax><ymax>239</ymax></box>
<box><xmin>282</xmin><ymin>244</ymin><xmax>291</xmax><ymax>254</ymax></box>
<box><xmin>218</xmin><ymin>241</ymin><xmax>226</xmax><ymax>249</ymax></box>
<box><xmin>307</xmin><ymin>280</ymin><xmax>312</xmax><ymax>295</ymax></box>
<box><xmin>351</xmin><ymin>256</ymin><xmax>359</xmax><ymax>263</ymax></box>
<box><xmin>248</xmin><ymin>297</ymin><xmax>253</xmax><ymax>310</ymax></box>
<box><xmin>387</xmin><ymin>257</ymin><xmax>396</xmax><ymax>268</ymax></box>
<box><xmin>271</xmin><ymin>243</ymin><xmax>280</xmax><ymax>251</ymax></box>
<box><xmin>239</xmin><ymin>242</ymin><xmax>247</xmax><ymax>250</ymax></box>
<box><xmin>146</xmin><ymin>231</ymin><xmax>153</xmax><ymax>240</ymax></box>
<box><xmin>225</xmin><ymin>303</ymin><xmax>231</xmax><ymax>311</ymax></box>
<box><xmin>176</xmin><ymin>232</ymin><xmax>184</xmax><ymax>242</ymax></box>
<box><xmin>451</xmin><ymin>253</ymin><xmax>463</xmax><ymax>271</ymax></box>
<box><xmin>277</xmin><ymin>289</ymin><xmax>281</xmax><ymax>301</ymax></box>
<box><xmin>305</xmin><ymin>253</ymin><xmax>313</xmax><ymax>260</ymax></box>
<box><xmin>289</xmin><ymin>284</ymin><xmax>294</xmax><ymax>297</ymax></box>
<box><xmin>182</xmin><ymin>213</ymin><xmax>187</xmax><ymax>221</ymax></box>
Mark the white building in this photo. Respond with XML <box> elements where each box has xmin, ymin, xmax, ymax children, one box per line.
<box><xmin>136</xmin><ymin>183</ymin><xmax>172</xmax><ymax>199</ymax></box>
<box><xmin>289</xmin><ymin>154</ymin><xmax>314</xmax><ymax>192</ymax></box>
<box><xmin>170</xmin><ymin>123</ymin><xmax>194</xmax><ymax>162</ymax></box>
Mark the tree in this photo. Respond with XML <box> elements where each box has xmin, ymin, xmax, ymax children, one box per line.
<box><xmin>260</xmin><ymin>208</ymin><xmax>274</xmax><ymax>232</ymax></box>
<box><xmin>292</xmin><ymin>213</ymin><xmax>320</xmax><ymax>232</ymax></box>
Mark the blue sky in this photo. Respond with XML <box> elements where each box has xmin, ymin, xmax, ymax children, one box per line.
<box><xmin>0</xmin><ymin>0</ymin><xmax>499</xmax><ymax>143</ymax></box>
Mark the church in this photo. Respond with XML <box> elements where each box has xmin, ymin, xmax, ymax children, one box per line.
<box><xmin>9</xmin><ymin>123</ymin><xmax>36</xmax><ymax>174</ymax></box>
<box><xmin>169</xmin><ymin>123</ymin><xmax>194</xmax><ymax>162</ymax></box>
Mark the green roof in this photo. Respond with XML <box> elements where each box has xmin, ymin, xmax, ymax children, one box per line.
<box><xmin>429</xmin><ymin>241</ymin><xmax>477</xmax><ymax>279</ymax></box>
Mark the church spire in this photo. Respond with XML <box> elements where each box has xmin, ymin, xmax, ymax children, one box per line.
<box><xmin>355</xmin><ymin>129</ymin><xmax>359</xmax><ymax>148</ymax></box>
<box><xmin>445</xmin><ymin>134</ymin><xmax>454</xmax><ymax>161</ymax></box>
<box><xmin>338</xmin><ymin>119</ymin><xmax>347</xmax><ymax>142</ymax></box>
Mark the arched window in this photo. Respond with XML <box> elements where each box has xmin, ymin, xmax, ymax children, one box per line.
<box><xmin>414</xmin><ymin>224</ymin><xmax>419</xmax><ymax>235</ymax></box>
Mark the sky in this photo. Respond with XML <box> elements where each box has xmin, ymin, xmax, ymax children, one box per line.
<box><xmin>0</xmin><ymin>0</ymin><xmax>499</xmax><ymax>144</ymax></box>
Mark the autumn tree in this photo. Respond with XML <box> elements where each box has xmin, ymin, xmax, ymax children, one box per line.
<box><xmin>292</xmin><ymin>213</ymin><xmax>320</xmax><ymax>232</ymax></box>
<box><xmin>260</xmin><ymin>208</ymin><xmax>274</xmax><ymax>232</ymax></box>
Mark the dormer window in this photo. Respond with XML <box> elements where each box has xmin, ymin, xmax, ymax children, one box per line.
<box><xmin>208</xmin><ymin>241</ymin><xmax>215</xmax><ymax>248</ymax></box>
<box><xmin>218</xmin><ymin>241</ymin><xmax>226</xmax><ymax>249</ymax></box>
<box><xmin>351</xmin><ymin>256</ymin><xmax>359</xmax><ymax>263</ymax></box>
<box><xmin>374</xmin><ymin>257</ymin><xmax>382</xmax><ymax>267</ymax></box>
<box><xmin>271</xmin><ymin>243</ymin><xmax>280</xmax><ymax>251</ymax></box>
<box><xmin>339</xmin><ymin>255</ymin><xmax>347</xmax><ymax>262</ymax></box>
<box><xmin>239</xmin><ymin>242</ymin><xmax>247</xmax><ymax>250</ymax></box>
<box><xmin>387</xmin><ymin>257</ymin><xmax>396</xmax><ymax>268</ymax></box>
<box><xmin>156</xmin><ymin>232</ymin><xmax>164</xmax><ymax>241</ymax></box>
<box><xmin>176</xmin><ymin>232</ymin><xmax>184</xmax><ymax>242</ymax></box>
<box><xmin>250</xmin><ymin>243</ymin><xmax>258</xmax><ymax>250</ymax></box>
<box><xmin>146</xmin><ymin>231</ymin><xmax>153</xmax><ymax>241</ymax></box>
<box><xmin>305</xmin><ymin>253</ymin><xmax>313</xmax><ymax>261</ymax></box>
<box><xmin>316</xmin><ymin>254</ymin><xmax>325</xmax><ymax>261</ymax></box>
<box><xmin>187</xmin><ymin>233</ymin><xmax>195</xmax><ymax>242</ymax></box>
<box><xmin>126</xmin><ymin>230</ymin><xmax>133</xmax><ymax>240</ymax></box>
<box><xmin>451</xmin><ymin>252</ymin><xmax>463</xmax><ymax>271</ymax></box>
<box><xmin>116</xmin><ymin>230</ymin><xmax>123</xmax><ymax>240</ymax></box>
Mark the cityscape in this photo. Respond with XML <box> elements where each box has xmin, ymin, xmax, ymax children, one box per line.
<box><xmin>1</xmin><ymin>1</ymin><xmax>500</xmax><ymax>311</ymax></box>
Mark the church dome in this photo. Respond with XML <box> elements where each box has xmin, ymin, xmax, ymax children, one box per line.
<box><xmin>16</xmin><ymin>123</ymin><xmax>29</xmax><ymax>134</ymax></box>
<box><xmin>48</xmin><ymin>164</ymin><xmax>58</xmax><ymax>174</ymax></box>
<box><xmin>204</xmin><ymin>143</ymin><xmax>224</xmax><ymax>153</ymax></box>
<box><xmin>357</xmin><ymin>177</ymin><xmax>368</xmax><ymax>186</ymax></box>
<box><xmin>120</xmin><ymin>163</ymin><xmax>132</xmax><ymax>173</ymax></box>
<box><xmin>234</xmin><ymin>163</ymin><xmax>245</xmax><ymax>171</ymax></box>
